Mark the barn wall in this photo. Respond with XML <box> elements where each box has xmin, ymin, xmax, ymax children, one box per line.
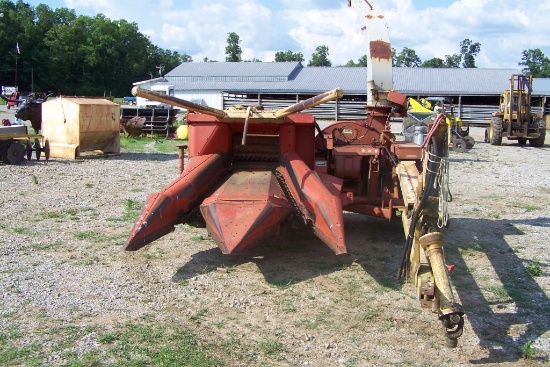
<box><xmin>174</xmin><ymin>91</ymin><xmax>223</xmax><ymax>109</ymax></box>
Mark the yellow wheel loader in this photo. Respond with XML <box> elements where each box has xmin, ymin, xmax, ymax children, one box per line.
<box><xmin>485</xmin><ymin>74</ymin><xmax>546</xmax><ymax>147</ymax></box>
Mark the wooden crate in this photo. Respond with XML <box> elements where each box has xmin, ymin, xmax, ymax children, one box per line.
<box><xmin>42</xmin><ymin>97</ymin><xmax>120</xmax><ymax>159</ymax></box>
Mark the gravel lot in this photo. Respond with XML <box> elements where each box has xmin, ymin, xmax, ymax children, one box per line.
<box><xmin>1</xmin><ymin>105</ymin><xmax>549</xmax><ymax>366</ymax></box>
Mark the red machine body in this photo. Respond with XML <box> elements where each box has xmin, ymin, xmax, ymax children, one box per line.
<box><xmin>124</xmin><ymin>0</ymin><xmax>465</xmax><ymax>346</ymax></box>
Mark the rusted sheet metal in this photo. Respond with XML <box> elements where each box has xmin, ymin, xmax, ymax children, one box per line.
<box><xmin>369</xmin><ymin>40</ymin><xmax>392</xmax><ymax>61</ymax></box>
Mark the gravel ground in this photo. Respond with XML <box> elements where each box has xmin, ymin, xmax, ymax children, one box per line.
<box><xmin>1</xmin><ymin>112</ymin><xmax>549</xmax><ymax>366</ymax></box>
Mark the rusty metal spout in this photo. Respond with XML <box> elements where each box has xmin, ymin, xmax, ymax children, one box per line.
<box><xmin>275</xmin><ymin>88</ymin><xmax>343</xmax><ymax>118</ymax></box>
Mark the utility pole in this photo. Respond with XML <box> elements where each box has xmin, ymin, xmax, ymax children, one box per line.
<box><xmin>15</xmin><ymin>43</ymin><xmax>19</xmax><ymax>87</ymax></box>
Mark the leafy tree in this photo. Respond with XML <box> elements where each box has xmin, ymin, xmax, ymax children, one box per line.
<box><xmin>345</xmin><ymin>54</ymin><xmax>368</xmax><ymax>67</ymax></box>
<box><xmin>244</xmin><ymin>58</ymin><xmax>262</xmax><ymax>62</ymax></box>
<box><xmin>460</xmin><ymin>38</ymin><xmax>481</xmax><ymax>68</ymax></box>
<box><xmin>394</xmin><ymin>47</ymin><xmax>421</xmax><ymax>67</ymax></box>
<box><xmin>444</xmin><ymin>53</ymin><xmax>461</xmax><ymax>68</ymax></box>
<box><xmin>225</xmin><ymin>32</ymin><xmax>242</xmax><ymax>62</ymax></box>
<box><xmin>308</xmin><ymin>45</ymin><xmax>331</xmax><ymax>67</ymax></box>
<box><xmin>0</xmin><ymin>0</ymin><xmax>189</xmax><ymax>95</ymax></box>
<box><xmin>274</xmin><ymin>50</ymin><xmax>304</xmax><ymax>62</ymax></box>
<box><xmin>180</xmin><ymin>53</ymin><xmax>193</xmax><ymax>62</ymax></box>
<box><xmin>519</xmin><ymin>48</ymin><xmax>550</xmax><ymax>77</ymax></box>
<box><xmin>421</xmin><ymin>58</ymin><xmax>445</xmax><ymax>68</ymax></box>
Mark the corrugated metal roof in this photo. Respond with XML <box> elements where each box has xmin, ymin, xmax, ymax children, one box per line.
<box><xmin>166</xmin><ymin>61</ymin><xmax>302</xmax><ymax>80</ymax></box>
<box><xmin>162</xmin><ymin>63</ymin><xmax>550</xmax><ymax>96</ymax></box>
<box><xmin>393</xmin><ymin>68</ymin><xmax>519</xmax><ymax>95</ymax></box>
<box><xmin>533</xmin><ymin>78</ymin><xmax>550</xmax><ymax>96</ymax></box>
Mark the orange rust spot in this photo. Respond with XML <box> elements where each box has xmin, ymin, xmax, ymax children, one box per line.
<box><xmin>366</xmin><ymin>14</ymin><xmax>374</xmax><ymax>19</ymax></box>
<box><xmin>370</xmin><ymin>40</ymin><xmax>392</xmax><ymax>61</ymax></box>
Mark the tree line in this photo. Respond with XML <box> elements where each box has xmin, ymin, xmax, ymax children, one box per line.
<box><xmin>2</xmin><ymin>0</ymin><xmax>549</xmax><ymax>98</ymax></box>
<box><xmin>0</xmin><ymin>0</ymin><xmax>186</xmax><ymax>96</ymax></box>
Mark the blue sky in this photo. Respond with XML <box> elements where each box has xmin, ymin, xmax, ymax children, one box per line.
<box><xmin>23</xmin><ymin>0</ymin><xmax>550</xmax><ymax>70</ymax></box>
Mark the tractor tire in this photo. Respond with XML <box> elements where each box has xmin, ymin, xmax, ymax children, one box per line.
<box><xmin>453</xmin><ymin>138</ymin><xmax>467</xmax><ymax>153</ymax></box>
<box><xmin>518</xmin><ymin>138</ymin><xmax>527</xmax><ymax>145</ymax></box>
<box><xmin>463</xmin><ymin>135</ymin><xmax>475</xmax><ymax>149</ymax></box>
<box><xmin>489</xmin><ymin>117</ymin><xmax>503</xmax><ymax>145</ymax></box>
<box><xmin>529</xmin><ymin>118</ymin><xmax>546</xmax><ymax>147</ymax></box>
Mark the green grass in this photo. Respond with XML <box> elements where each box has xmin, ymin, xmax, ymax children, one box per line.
<box><xmin>259</xmin><ymin>339</ymin><xmax>286</xmax><ymax>356</ymax></box>
<box><xmin>33</xmin><ymin>207</ymin><xmax>98</xmax><ymax>222</ymax></box>
<box><xmin>522</xmin><ymin>340</ymin><xmax>536</xmax><ymax>359</ymax></box>
<box><xmin>107</xmin><ymin>199</ymin><xmax>143</xmax><ymax>223</ymax></box>
<box><xmin>120</xmin><ymin>135</ymin><xmax>185</xmax><ymax>154</ymax></box>
<box><xmin>511</xmin><ymin>202</ymin><xmax>542</xmax><ymax>212</ymax></box>
<box><xmin>10</xmin><ymin>226</ymin><xmax>36</xmax><ymax>236</ymax></box>
<box><xmin>73</xmin><ymin>230</ymin><xmax>110</xmax><ymax>243</ymax></box>
<box><xmin>485</xmin><ymin>285</ymin><xmax>510</xmax><ymax>301</ymax></box>
<box><xmin>0</xmin><ymin>322</ymin><xmax>222</xmax><ymax>366</ymax></box>
<box><xmin>526</xmin><ymin>261</ymin><xmax>543</xmax><ymax>277</ymax></box>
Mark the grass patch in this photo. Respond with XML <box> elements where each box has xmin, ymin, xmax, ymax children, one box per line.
<box><xmin>485</xmin><ymin>285</ymin><xmax>510</xmax><ymax>301</ymax></box>
<box><xmin>120</xmin><ymin>135</ymin><xmax>183</xmax><ymax>154</ymax></box>
<box><xmin>107</xmin><ymin>199</ymin><xmax>143</xmax><ymax>223</ymax></box>
<box><xmin>259</xmin><ymin>339</ymin><xmax>286</xmax><ymax>356</ymax></box>
<box><xmin>10</xmin><ymin>226</ymin><xmax>36</xmax><ymax>236</ymax></box>
<box><xmin>522</xmin><ymin>340</ymin><xmax>536</xmax><ymax>359</ymax></box>
<box><xmin>73</xmin><ymin>230</ymin><xmax>108</xmax><ymax>243</ymax></box>
<box><xmin>33</xmin><ymin>207</ymin><xmax>98</xmax><ymax>222</ymax></box>
<box><xmin>511</xmin><ymin>203</ymin><xmax>542</xmax><ymax>212</ymax></box>
<box><xmin>31</xmin><ymin>240</ymin><xmax>65</xmax><ymax>251</ymax></box>
<box><xmin>526</xmin><ymin>261</ymin><xmax>543</xmax><ymax>277</ymax></box>
<box><xmin>0</xmin><ymin>321</ymin><xmax>222</xmax><ymax>366</ymax></box>
<box><xmin>269</xmin><ymin>277</ymin><xmax>297</xmax><ymax>289</ymax></box>
<box><xmin>189</xmin><ymin>308</ymin><xmax>208</xmax><ymax>322</ymax></box>
<box><xmin>190</xmin><ymin>234</ymin><xmax>210</xmax><ymax>242</ymax></box>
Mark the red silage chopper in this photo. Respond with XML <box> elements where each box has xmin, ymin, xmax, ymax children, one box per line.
<box><xmin>124</xmin><ymin>0</ymin><xmax>464</xmax><ymax>347</ymax></box>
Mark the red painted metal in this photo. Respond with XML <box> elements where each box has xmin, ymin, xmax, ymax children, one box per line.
<box><xmin>124</xmin><ymin>153</ymin><xmax>230</xmax><ymax>250</ymax></box>
<box><xmin>279</xmin><ymin>151</ymin><xmax>347</xmax><ymax>255</ymax></box>
<box><xmin>124</xmin><ymin>91</ymin><xmax>407</xmax><ymax>256</ymax></box>
<box><xmin>200</xmin><ymin>171</ymin><xmax>293</xmax><ymax>254</ymax></box>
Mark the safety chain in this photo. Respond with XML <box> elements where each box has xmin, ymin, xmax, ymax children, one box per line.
<box><xmin>427</xmin><ymin>151</ymin><xmax>452</xmax><ymax>228</ymax></box>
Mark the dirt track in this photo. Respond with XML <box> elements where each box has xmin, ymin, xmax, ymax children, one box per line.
<box><xmin>1</xmin><ymin>121</ymin><xmax>549</xmax><ymax>366</ymax></box>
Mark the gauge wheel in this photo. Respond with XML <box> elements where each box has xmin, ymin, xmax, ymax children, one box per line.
<box><xmin>453</xmin><ymin>138</ymin><xmax>467</xmax><ymax>153</ymax></box>
<box><xmin>44</xmin><ymin>140</ymin><xmax>50</xmax><ymax>161</ymax></box>
<box><xmin>463</xmin><ymin>135</ymin><xmax>475</xmax><ymax>149</ymax></box>
<box><xmin>7</xmin><ymin>141</ymin><xmax>25</xmax><ymax>165</ymax></box>
<box><xmin>26</xmin><ymin>139</ymin><xmax>32</xmax><ymax>160</ymax></box>
<box><xmin>34</xmin><ymin>138</ymin><xmax>42</xmax><ymax>161</ymax></box>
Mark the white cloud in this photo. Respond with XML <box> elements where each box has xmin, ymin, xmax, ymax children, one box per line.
<box><xmin>54</xmin><ymin>0</ymin><xmax>550</xmax><ymax>68</ymax></box>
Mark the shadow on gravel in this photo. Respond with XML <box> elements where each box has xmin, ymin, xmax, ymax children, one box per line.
<box><xmin>172</xmin><ymin>212</ymin><xmax>550</xmax><ymax>362</ymax></box>
<box><xmin>172</xmin><ymin>212</ymin><xmax>405</xmax><ymax>290</ymax></box>
<box><xmin>446</xmin><ymin>216</ymin><xmax>550</xmax><ymax>364</ymax></box>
